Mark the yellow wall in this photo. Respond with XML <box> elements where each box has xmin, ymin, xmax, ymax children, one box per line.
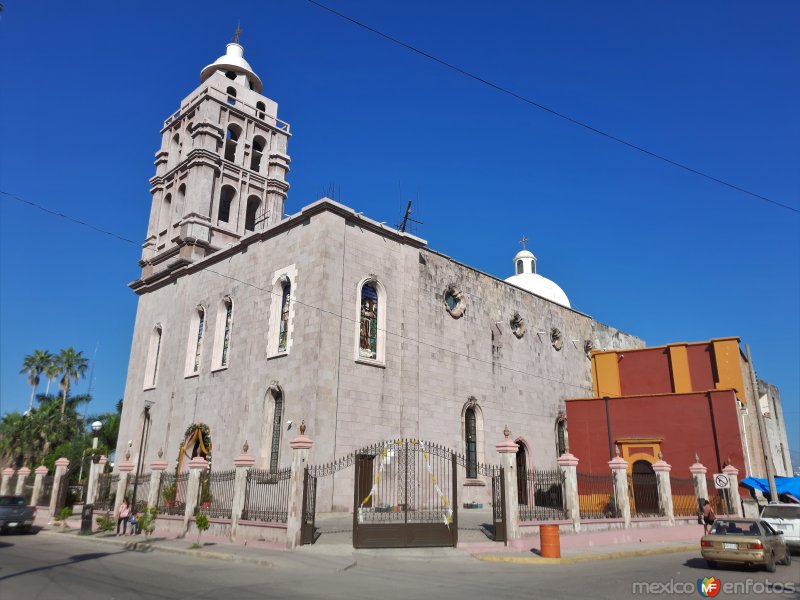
<box><xmin>592</xmin><ymin>352</ymin><xmax>621</xmax><ymax>397</ymax></box>
<box><xmin>713</xmin><ymin>339</ymin><xmax>747</xmax><ymax>402</ymax></box>
<box><xmin>667</xmin><ymin>344</ymin><xmax>692</xmax><ymax>393</ymax></box>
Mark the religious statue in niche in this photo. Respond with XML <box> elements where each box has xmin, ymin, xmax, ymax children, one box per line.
<box><xmin>444</xmin><ymin>285</ymin><xmax>466</xmax><ymax>319</ymax></box>
<box><xmin>510</xmin><ymin>313</ymin><xmax>526</xmax><ymax>339</ymax></box>
<box><xmin>551</xmin><ymin>327</ymin><xmax>563</xmax><ymax>351</ymax></box>
<box><xmin>359</xmin><ymin>284</ymin><xmax>378</xmax><ymax>359</ymax></box>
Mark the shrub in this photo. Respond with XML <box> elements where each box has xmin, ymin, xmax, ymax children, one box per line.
<box><xmin>194</xmin><ymin>514</ymin><xmax>210</xmax><ymax>546</ymax></box>
<box><xmin>57</xmin><ymin>506</ymin><xmax>73</xmax><ymax>527</ymax></box>
<box><xmin>138</xmin><ymin>506</ymin><xmax>158</xmax><ymax>539</ymax></box>
<box><xmin>95</xmin><ymin>512</ymin><xmax>115</xmax><ymax>533</ymax></box>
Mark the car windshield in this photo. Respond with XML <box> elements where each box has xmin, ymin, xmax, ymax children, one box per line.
<box><xmin>762</xmin><ymin>505</ymin><xmax>800</xmax><ymax>519</ymax></box>
<box><xmin>710</xmin><ymin>520</ymin><xmax>761</xmax><ymax>536</ymax></box>
<box><xmin>0</xmin><ymin>496</ymin><xmax>26</xmax><ymax>506</ymax></box>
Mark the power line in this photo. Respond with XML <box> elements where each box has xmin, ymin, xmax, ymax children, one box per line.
<box><xmin>303</xmin><ymin>0</ymin><xmax>799</xmax><ymax>215</ymax></box>
<box><xmin>1</xmin><ymin>189</ymin><xmax>613</xmax><ymax>397</ymax></box>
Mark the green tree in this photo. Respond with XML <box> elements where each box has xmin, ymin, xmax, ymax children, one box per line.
<box><xmin>44</xmin><ymin>360</ymin><xmax>61</xmax><ymax>396</ymax></box>
<box><xmin>20</xmin><ymin>349</ymin><xmax>53</xmax><ymax>413</ymax></box>
<box><xmin>56</xmin><ymin>347</ymin><xmax>89</xmax><ymax>420</ymax></box>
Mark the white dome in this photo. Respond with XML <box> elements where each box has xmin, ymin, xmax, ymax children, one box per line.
<box><xmin>505</xmin><ymin>273</ymin><xmax>571</xmax><ymax>308</ymax></box>
<box><xmin>200</xmin><ymin>43</ymin><xmax>263</xmax><ymax>93</ymax></box>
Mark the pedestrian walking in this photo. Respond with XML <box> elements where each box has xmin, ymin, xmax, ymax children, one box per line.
<box><xmin>117</xmin><ymin>497</ymin><xmax>130</xmax><ymax>535</ymax></box>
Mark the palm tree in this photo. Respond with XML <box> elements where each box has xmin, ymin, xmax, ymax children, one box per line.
<box><xmin>20</xmin><ymin>349</ymin><xmax>53</xmax><ymax>413</ymax></box>
<box><xmin>56</xmin><ymin>347</ymin><xmax>89</xmax><ymax>420</ymax></box>
<box><xmin>44</xmin><ymin>360</ymin><xmax>61</xmax><ymax>397</ymax></box>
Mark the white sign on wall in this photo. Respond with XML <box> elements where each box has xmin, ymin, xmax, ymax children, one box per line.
<box><xmin>713</xmin><ymin>473</ymin><xmax>730</xmax><ymax>489</ymax></box>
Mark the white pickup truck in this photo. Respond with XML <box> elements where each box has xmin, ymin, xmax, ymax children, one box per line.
<box><xmin>760</xmin><ymin>504</ymin><xmax>800</xmax><ymax>553</ymax></box>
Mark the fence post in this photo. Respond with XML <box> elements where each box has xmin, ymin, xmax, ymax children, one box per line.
<box><xmin>496</xmin><ymin>427</ymin><xmax>520</xmax><ymax>540</ymax></box>
<box><xmin>287</xmin><ymin>422</ymin><xmax>313</xmax><ymax>549</ymax></box>
<box><xmin>15</xmin><ymin>467</ymin><xmax>30</xmax><ymax>496</ymax></box>
<box><xmin>50</xmin><ymin>457</ymin><xmax>70</xmax><ymax>517</ymax></box>
<box><xmin>88</xmin><ymin>456</ymin><xmax>108</xmax><ymax>505</ymax></box>
<box><xmin>722</xmin><ymin>465</ymin><xmax>743</xmax><ymax>517</ymax></box>
<box><xmin>608</xmin><ymin>454</ymin><xmax>631</xmax><ymax>528</ymax></box>
<box><xmin>149</xmin><ymin>451</ymin><xmax>167</xmax><ymax>509</ymax></box>
<box><xmin>231</xmin><ymin>441</ymin><xmax>255</xmax><ymax>541</ymax></box>
<box><xmin>689</xmin><ymin>457</ymin><xmax>708</xmax><ymax>514</ymax></box>
<box><xmin>115</xmin><ymin>454</ymin><xmax>135</xmax><ymax>519</ymax></box>
<box><xmin>557</xmin><ymin>453</ymin><xmax>581</xmax><ymax>533</ymax></box>
<box><xmin>184</xmin><ymin>457</ymin><xmax>209</xmax><ymax>535</ymax></box>
<box><xmin>653</xmin><ymin>456</ymin><xmax>674</xmax><ymax>525</ymax></box>
<box><xmin>32</xmin><ymin>465</ymin><xmax>48</xmax><ymax>507</ymax></box>
<box><xmin>0</xmin><ymin>468</ymin><xmax>13</xmax><ymax>495</ymax></box>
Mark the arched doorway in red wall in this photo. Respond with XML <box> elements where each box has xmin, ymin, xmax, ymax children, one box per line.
<box><xmin>631</xmin><ymin>460</ymin><xmax>659</xmax><ymax>515</ymax></box>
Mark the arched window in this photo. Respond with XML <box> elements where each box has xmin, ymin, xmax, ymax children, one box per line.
<box><xmin>278</xmin><ymin>282</ymin><xmax>291</xmax><ymax>352</ymax></box>
<box><xmin>220</xmin><ymin>297</ymin><xmax>233</xmax><ymax>367</ymax></box>
<box><xmin>250</xmin><ymin>136</ymin><xmax>265</xmax><ymax>171</ymax></box>
<box><xmin>170</xmin><ymin>133</ymin><xmax>182</xmax><ymax>169</ymax></box>
<box><xmin>465</xmin><ymin>407</ymin><xmax>477</xmax><ymax>479</ymax></box>
<box><xmin>245</xmin><ymin>195</ymin><xmax>261</xmax><ymax>231</ymax></box>
<box><xmin>193</xmin><ymin>306</ymin><xmax>205</xmax><ymax>373</ymax></box>
<box><xmin>516</xmin><ymin>259</ymin><xmax>523</xmax><ymax>275</ymax></box>
<box><xmin>256</xmin><ymin>101</ymin><xmax>266</xmax><ymax>119</ymax></box>
<box><xmin>556</xmin><ymin>418</ymin><xmax>567</xmax><ymax>456</ymax></box>
<box><xmin>355</xmin><ymin>279</ymin><xmax>387</xmax><ymax>364</ymax></box>
<box><xmin>226</xmin><ymin>86</ymin><xmax>237</xmax><ymax>106</ymax></box>
<box><xmin>176</xmin><ymin>183</ymin><xmax>186</xmax><ymax>216</ymax></box>
<box><xmin>261</xmin><ymin>385</ymin><xmax>285</xmax><ymax>472</ymax></box>
<box><xmin>185</xmin><ymin>306</ymin><xmax>205</xmax><ymax>376</ymax></box>
<box><xmin>270</xmin><ymin>390</ymin><xmax>283</xmax><ymax>472</ymax></box>
<box><xmin>218</xmin><ymin>185</ymin><xmax>235</xmax><ymax>224</ymax></box>
<box><xmin>225</xmin><ymin>71</ymin><xmax>237</xmax><ymax>81</ymax></box>
<box><xmin>224</xmin><ymin>125</ymin><xmax>241</xmax><ymax>162</ymax></box>
<box><xmin>159</xmin><ymin>193</ymin><xmax>172</xmax><ymax>241</ymax></box>
<box><xmin>144</xmin><ymin>324</ymin><xmax>163</xmax><ymax>389</ymax></box>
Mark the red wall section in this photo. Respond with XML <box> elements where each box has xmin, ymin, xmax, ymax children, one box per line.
<box><xmin>566</xmin><ymin>390</ymin><xmax>745</xmax><ymax>481</ymax></box>
<box><xmin>686</xmin><ymin>343</ymin><xmax>716</xmax><ymax>391</ymax></box>
<box><xmin>618</xmin><ymin>348</ymin><xmax>673</xmax><ymax>395</ymax></box>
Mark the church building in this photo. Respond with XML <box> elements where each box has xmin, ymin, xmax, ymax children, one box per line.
<box><xmin>116</xmin><ymin>41</ymin><xmax>644</xmax><ymax>511</ymax></box>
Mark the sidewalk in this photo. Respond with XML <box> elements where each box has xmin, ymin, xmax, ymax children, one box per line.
<box><xmin>37</xmin><ymin>514</ymin><xmax>703</xmax><ymax>569</ymax></box>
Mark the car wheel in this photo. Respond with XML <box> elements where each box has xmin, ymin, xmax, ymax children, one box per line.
<box><xmin>765</xmin><ymin>552</ymin><xmax>777</xmax><ymax>573</ymax></box>
<box><xmin>706</xmin><ymin>560</ymin><xmax>717</xmax><ymax>569</ymax></box>
<box><xmin>780</xmin><ymin>551</ymin><xmax>791</xmax><ymax>566</ymax></box>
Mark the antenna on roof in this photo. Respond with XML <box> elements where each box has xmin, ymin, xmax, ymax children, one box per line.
<box><xmin>397</xmin><ymin>200</ymin><xmax>423</xmax><ymax>234</ymax></box>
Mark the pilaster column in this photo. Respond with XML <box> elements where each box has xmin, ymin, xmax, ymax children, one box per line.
<box><xmin>50</xmin><ymin>458</ymin><xmax>70</xmax><ymax>516</ymax></box>
<box><xmin>32</xmin><ymin>466</ymin><xmax>48</xmax><ymax>507</ymax></box>
<box><xmin>689</xmin><ymin>458</ymin><xmax>709</xmax><ymax>514</ymax></box>
<box><xmin>652</xmin><ymin>458</ymin><xmax>674</xmax><ymax>525</ymax></box>
<box><xmin>287</xmin><ymin>423</ymin><xmax>313</xmax><ymax>549</ymax></box>
<box><xmin>722</xmin><ymin>465</ymin><xmax>743</xmax><ymax>517</ymax></box>
<box><xmin>88</xmin><ymin>456</ymin><xmax>108</xmax><ymax>505</ymax></box>
<box><xmin>496</xmin><ymin>427</ymin><xmax>520</xmax><ymax>540</ymax></box>
<box><xmin>557</xmin><ymin>453</ymin><xmax>581</xmax><ymax>533</ymax></box>
<box><xmin>609</xmin><ymin>455</ymin><xmax>631</xmax><ymax>528</ymax></box>
<box><xmin>184</xmin><ymin>457</ymin><xmax>209</xmax><ymax>535</ymax></box>
<box><xmin>15</xmin><ymin>467</ymin><xmax>30</xmax><ymax>496</ymax></box>
<box><xmin>231</xmin><ymin>442</ymin><xmax>255</xmax><ymax>541</ymax></box>
<box><xmin>0</xmin><ymin>468</ymin><xmax>13</xmax><ymax>495</ymax></box>
<box><xmin>115</xmin><ymin>457</ymin><xmax>135</xmax><ymax>517</ymax></box>
<box><xmin>148</xmin><ymin>451</ymin><xmax>168</xmax><ymax>509</ymax></box>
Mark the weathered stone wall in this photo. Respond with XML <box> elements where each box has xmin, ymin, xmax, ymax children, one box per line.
<box><xmin>758</xmin><ymin>380</ymin><xmax>794</xmax><ymax>476</ymax></box>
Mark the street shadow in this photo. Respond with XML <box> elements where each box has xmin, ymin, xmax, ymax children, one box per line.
<box><xmin>0</xmin><ymin>549</ymin><xmax>128</xmax><ymax>581</ymax></box>
<box><xmin>0</xmin><ymin>542</ymin><xmax>14</xmax><ymax>549</ymax></box>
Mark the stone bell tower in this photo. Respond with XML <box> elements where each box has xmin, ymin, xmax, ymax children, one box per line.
<box><xmin>135</xmin><ymin>39</ymin><xmax>291</xmax><ymax>287</ymax></box>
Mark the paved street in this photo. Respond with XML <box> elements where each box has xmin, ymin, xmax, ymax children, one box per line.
<box><xmin>1</xmin><ymin>531</ymin><xmax>798</xmax><ymax>600</ymax></box>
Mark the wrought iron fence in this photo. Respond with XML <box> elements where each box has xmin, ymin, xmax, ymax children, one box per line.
<box><xmin>577</xmin><ymin>472</ymin><xmax>618</xmax><ymax>518</ymax></box>
<box><xmin>629</xmin><ymin>472</ymin><xmax>663</xmax><ymax>517</ymax></box>
<box><xmin>197</xmin><ymin>469</ymin><xmax>236</xmax><ymax>519</ymax></box>
<box><xmin>94</xmin><ymin>473</ymin><xmax>117</xmax><ymax>512</ymax></box>
<box><xmin>157</xmin><ymin>471</ymin><xmax>190</xmax><ymax>516</ymax></box>
<box><xmin>242</xmin><ymin>467</ymin><xmax>291</xmax><ymax>523</ymax></box>
<box><xmin>38</xmin><ymin>475</ymin><xmax>54</xmax><ymax>507</ymax></box>
<box><xmin>128</xmin><ymin>474</ymin><xmax>151</xmax><ymax>513</ymax></box>
<box><xmin>22</xmin><ymin>476</ymin><xmax>35</xmax><ymax>505</ymax></box>
<box><xmin>671</xmin><ymin>476</ymin><xmax>699</xmax><ymax>517</ymax></box>
<box><xmin>706</xmin><ymin>479</ymin><xmax>731</xmax><ymax>516</ymax></box>
<box><xmin>518</xmin><ymin>469</ymin><xmax>566</xmax><ymax>521</ymax></box>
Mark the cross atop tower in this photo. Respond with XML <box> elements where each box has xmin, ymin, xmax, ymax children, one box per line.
<box><xmin>232</xmin><ymin>22</ymin><xmax>243</xmax><ymax>44</ymax></box>
<box><xmin>519</xmin><ymin>235</ymin><xmax>528</xmax><ymax>251</ymax></box>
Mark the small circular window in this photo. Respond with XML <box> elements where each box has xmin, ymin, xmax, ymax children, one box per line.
<box><xmin>444</xmin><ymin>285</ymin><xmax>465</xmax><ymax>319</ymax></box>
<box><xmin>510</xmin><ymin>313</ymin><xmax>526</xmax><ymax>339</ymax></box>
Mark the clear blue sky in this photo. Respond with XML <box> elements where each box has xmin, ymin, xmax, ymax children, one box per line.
<box><xmin>1</xmin><ymin>1</ymin><xmax>798</xmax><ymax>465</ymax></box>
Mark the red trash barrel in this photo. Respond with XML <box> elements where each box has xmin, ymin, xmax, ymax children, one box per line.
<box><xmin>540</xmin><ymin>524</ymin><xmax>561</xmax><ymax>558</ymax></box>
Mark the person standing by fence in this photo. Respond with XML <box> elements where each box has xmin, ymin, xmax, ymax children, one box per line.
<box><xmin>117</xmin><ymin>498</ymin><xmax>130</xmax><ymax>535</ymax></box>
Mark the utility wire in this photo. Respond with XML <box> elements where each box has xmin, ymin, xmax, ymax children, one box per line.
<box><xmin>303</xmin><ymin>0</ymin><xmax>799</xmax><ymax>215</ymax></box>
<box><xmin>1</xmin><ymin>189</ymin><xmax>614</xmax><ymax>397</ymax></box>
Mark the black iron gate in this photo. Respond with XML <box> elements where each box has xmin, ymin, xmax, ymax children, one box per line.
<box><xmin>491</xmin><ymin>468</ymin><xmax>507</xmax><ymax>543</ymax></box>
<box><xmin>301</xmin><ymin>467</ymin><xmax>317</xmax><ymax>544</ymax></box>
<box><xmin>353</xmin><ymin>440</ymin><xmax>458</xmax><ymax>548</ymax></box>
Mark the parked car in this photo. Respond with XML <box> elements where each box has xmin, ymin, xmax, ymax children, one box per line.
<box><xmin>760</xmin><ymin>503</ymin><xmax>800</xmax><ymax>553</ymax></box>
<box><xmin>0</xmin><ymin>495</ymin><xmax>36</xmax><ymax>534</ymax></box>
<box><xmin>701</xmin><ymin>518</ymin><xmax>791</xmax><ymax>572</ymax></box>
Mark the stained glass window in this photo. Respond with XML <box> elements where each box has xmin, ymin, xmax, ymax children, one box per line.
<box><xmin>221</xmin><ymin>300</ymin><xmax>232</xmax><ymax>367</ymax></box>
<box><xmin>193</xmin><ymin>308</ymin><xmax>205</xmax><ymax>372</ymax></box>
<box><xmin>359</xmin><ymin>284</ymin><xmax>378</xmax><ymax>359</ymax></box>
<box><xmin>465</xmin><ymin>407</ymin><xmax>477</xmax><ymax>479</ymax></box>
<box><xmin>270</xmin><ymin>392</ymin><xmax>283</xmax><ymax>473</ymax></box>
<box><xmin>278</xmin><ymin>283</ymin><xmax>290</xmax><ymax>352</ymax></box>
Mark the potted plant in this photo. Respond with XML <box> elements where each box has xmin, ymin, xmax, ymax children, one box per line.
<box><xmin>200</xmin><ymin>484</ymin><xmax>213</xmax><ymax>509</ymax></box>
<box><xmin>161</xmin><ymin>482</ymin><xmax>177</xmax><ymax>508</ymax></box>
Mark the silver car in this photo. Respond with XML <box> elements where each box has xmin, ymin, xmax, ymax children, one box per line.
<box><xmin>760</xmin><ymin>504</ymin><xmax>800</xmax><ymax>553</ymax></box>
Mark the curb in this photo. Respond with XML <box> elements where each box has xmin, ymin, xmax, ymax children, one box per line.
<box><xmin>37</xmin><ymin>528</ymin><xmax>276</xmax><ymax>568</ymax></box>
<box><xmin>472</xmin><ymin>544</ymin><xmax>698</xmax><ymax>565</ymax></box>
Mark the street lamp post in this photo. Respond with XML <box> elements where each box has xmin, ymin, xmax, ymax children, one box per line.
<box><xmin>78</xmin><ymin>420</ymin><xmax>103</xmax><ymax>489</ymax></box>
<box><xmin>131</xmin><ymin>400</ymin><xmax>154</xmax><ymax>511</ymax></box>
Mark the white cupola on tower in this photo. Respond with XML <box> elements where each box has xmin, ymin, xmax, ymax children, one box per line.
<box><xmin>504</xmin><ymin>241</ymin><xmax>571</xmax><ymax>308</ymax></box>
<box><xmin>200</xmin><ymin>42</ymin><xmax>263</xmax><ymax>92</ymax></box>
